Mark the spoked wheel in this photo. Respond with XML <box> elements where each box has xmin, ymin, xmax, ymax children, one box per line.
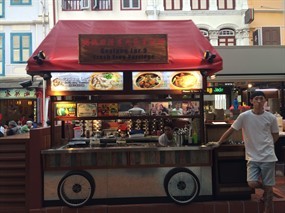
<box><xmin>164</xmin><ymin>168</ymin><xmax>200</xmax><ymax>205</ymax></box>
<box><xmin>57</xmin><ymin>170</ymin><xmax>95</xmax><ymax>207</ymax></box>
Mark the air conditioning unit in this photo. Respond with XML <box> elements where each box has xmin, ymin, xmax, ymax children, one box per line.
<box><xmin>253</xmin><ymin>28</ymin><xmax>262</xmax><ymax>45</ymax></box>
<box><xmin>80</xmin><ymin>0</ymin><xmax>90</xmax><ymax>10</ymax></box>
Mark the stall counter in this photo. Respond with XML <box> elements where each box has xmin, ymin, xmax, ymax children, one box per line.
<box><xmin>42</xmin><ymin>144</ymin><xmax>214</xmax><ymax>207</ymax></box>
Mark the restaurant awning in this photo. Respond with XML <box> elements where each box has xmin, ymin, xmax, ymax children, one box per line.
<box><xmin>26</xmin><ymin>20</ymin><xmax>222</xmax><ymax>76</ymax></box>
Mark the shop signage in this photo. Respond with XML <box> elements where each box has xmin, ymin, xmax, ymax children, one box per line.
<box><xmin>244</xmin><ymin>8</ymin><xmax>254</xmax><ymax>24</ymax></box>
<box><xmin>51</xmin><ymin>72</ymin><xmax>123</xmax><ymax>91</ymax></box>
<box><xmin>132</xmin><ymin>71</ymin><xmax>203</xmax><ymax>90</ymax></box>
<box><xmin>79</xmin><ymin>34</ymin><xmax>168</xmax><ymax>64</ymax></box>
<box><xmin>206</xmin><ymin>87</ymin><xmax>231</xmax><ymax>94</ymax></box>
<box><xmin>0</xmin><ymin>88</ymin><xmax>36</xmax><ymax>99</ymax></box>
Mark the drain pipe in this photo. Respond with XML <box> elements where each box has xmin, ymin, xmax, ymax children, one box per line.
<box><xmin>53</xmin><ymin>0</ymin><xmax>56</xmax><ymax>26</ymax></box>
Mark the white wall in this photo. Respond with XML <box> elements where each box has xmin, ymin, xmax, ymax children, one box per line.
<box><xmin>1</xmin><ymin>0</ymin><xmax>49</xmax><ymax>78</ymax></box>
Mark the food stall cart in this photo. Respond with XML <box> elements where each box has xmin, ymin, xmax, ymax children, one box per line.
<box><xmin>26</xmin><ymin>20</ymin><xmax>236</xmax><ymax>208</ymax></box>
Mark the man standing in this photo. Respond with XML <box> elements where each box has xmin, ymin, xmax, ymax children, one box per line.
<box><xmin>208</xmin><ymin>91</ymin><xmax>279</xmax><ymax>213</ymax></box>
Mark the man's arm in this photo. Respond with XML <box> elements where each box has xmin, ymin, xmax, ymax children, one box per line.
<box><xmin>217</xmin><ymin>127</ymin><xmax>235</xmax><ymax>145</ymax></box>
<box><xmin>272</xmin><ymin>133</ymin><xmax>279</xmax><ymax>143</ymax></box>
<box><xmin>206</xmin><ymin>127</ymin><xmax>235</xmax><ymax>147</ymax></box>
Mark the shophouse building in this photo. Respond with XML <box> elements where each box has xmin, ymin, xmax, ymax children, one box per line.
<box><xmin>0</xmin><ymin>0</ymin><xmax>284</xmax><ymax>123</ymax></box>
<box><xmin>0</xmin><ymin>0</ymin><xmax>49</xmax><ymax>125</ymax></box>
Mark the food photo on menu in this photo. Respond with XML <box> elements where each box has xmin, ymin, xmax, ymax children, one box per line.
<box><xmin>55</xmin><ymin>103</ymin><xmax>76</xmax><ymax>117</ymax></box>
<box><xmin>89</xmin><ymin>72</ymin><xmax>122</xmax><ymax>90</ymax></box>
<box><xmin>135</xmin><ymin>72</ymin><xmax>163</xmax><ymax>89</ymax></box>
<box><xmin>77</xmin><ymin>103</ymin><xmax>97</xmax><ymax>117</ymax></box>
<box><xmin>97</xmin><ymin>103</ymin><xmax>119</xmax><ymax>117</ymax></box>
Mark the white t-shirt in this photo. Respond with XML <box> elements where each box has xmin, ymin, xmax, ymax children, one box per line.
<box><xmin>231</xmin><ymin>110</ymin><xmax>279</xmax><ymax>162</ymax></box>
<box><xmin>128</xmin><ymin>107</ymin><xmax>146</xmax><ymax>114</ymax></box>
<box><xmin>158</xmin><ymin>133</ymin><xmax>175</xmax><ymax>146</ymax></box>
<box><xmin>0</xmin><ymin>126</ymin><xmax>4</xmax><ymax>135</ymax></box>
<box><xmin>172</xmin><ymin>108</ymin><xmax>183</xmax><ymax>115</ymax></box>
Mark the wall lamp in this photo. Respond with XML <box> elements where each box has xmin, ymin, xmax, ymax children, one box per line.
<box><xmin>43</xmin><ymin>73</ymin><xmax>52</xmax><ymax>80</ymax></box>
<box><xmin>203</xmin><ymin>50</ymin><xmax>216</xmax><ymax>63</ymax></box>
<box><xmin>33</xmin><ymin>50</ymin><xmax>46</xmax><ymax>65</ymax></box>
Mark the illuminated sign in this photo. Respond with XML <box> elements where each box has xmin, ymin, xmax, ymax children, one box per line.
<box><xmin>51</xmin><ymin>72</ymin><xmax>123</xmax><ymax>91</ymax></box>
<box><xmin>55</xmin><ymin>102</ymin><xmax>76</xmax><ymax>117</ymax></box>
<box><xmin>207</xmin><ymin>87</ymin><xmax>225</xmax><ymax>94</ymax></box>
<box><xmin>132</xmin><ymin>71</ymin><xmax>203</xmax><ymax>90</ymax></box>
<box><xmin>213</xmin><ymin>87</ymin><xmax>224</xmax><ymax>93</ymax></box>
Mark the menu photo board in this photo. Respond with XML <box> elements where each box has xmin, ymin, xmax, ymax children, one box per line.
<box><xmin>132</xmin><ymin>71</ymin><xmax>202</xmax><ymax>90</ymax></box>
<box><xmin>51</xmin><ymin>72</ymin><xmax>123</xmax><ymax>91</ymax></box>
<box><xmin>97</xmin><ymin>103</ymin><xmax>119</xmax><ymax>117</ymax></box>
<box><xmin>55</xmin><ymin>102</ymin><xmax>76</xmax><ymax>117</ymax></box>
<box><xmin>77</xmin><ymin>103</ymin><xmax>97</xmax><ymax>117</ymax></box>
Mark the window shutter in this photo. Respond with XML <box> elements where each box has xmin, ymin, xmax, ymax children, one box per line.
<box><xmin>262</xmin><ymin>27</ymin><xmax>280</xmax><ymax>45</ymax></box>
<box><xmin>81</xmin><ymin>0</ymin><xmax>90</xmax><ymax>10</ymax></box>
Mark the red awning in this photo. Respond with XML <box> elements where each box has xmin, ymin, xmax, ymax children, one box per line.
<box><xmin>26</xmin><ymin>20</ymin><xmax>222</xmax><ymax>76</ymax></box>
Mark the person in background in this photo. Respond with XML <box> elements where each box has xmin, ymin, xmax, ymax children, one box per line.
<box><xmin>17</xmin><ymin>120</ymin><xmax>22</xmax><ymax>127</ymax></box>
<box><xmin>158</xmin><ymin>123</ymin><xmax>176</xmax><ymax>147</ymax></box>
<box><xmin>150</xmin><ymin>103</ymin><xmax>159</xmax><ymax>115</ymax></box>
<box><xmin>20</xmin><ymin>115</ymin><xmax>27</xmax><ymax>126</ymax></box>
<box><xmin>186</xmin><ymin>101</ymin><xmax>195</xmax><ymax>115</ymax></box>
<box><xmin>6</xmin><ymin>120</ymin><xmax>22</xmax><ymax>136</ymax></box>
<box><xmin>46</xmin><ymin>120</ymin><xmax>51</xmax><ymax>126</ymax></box>
<box><xmin>3</xmin><ymin>122</ymin><xmax>8</xmax><ymax>136</ymax></box>
<box><xmin>233</xmin><ymin>97</ymin><xmax>239</xmax><ymax>110</ymax></box>
<box><xmin>171</xmin><ymin>103</ymin><xmax>183</xmax><ymax>115</ymax></box>
<box><xmin>21</xmin><ymin>120</ymin><xmax>34</xmax><ymax>133</ymax></box>
<box><xmin>128</xmin><ymin>102</ymin><xmax>146</xmax><ymax>115</ymax></box>
<box><xmin>27</xmin><ymin>115</ymin><xmax>38</xmax><ymax>128</ymax></box>
<box><xmin>0</xmin><ymin>122</ymin><xmax>4</xmax><ymax>137</ymax></box>
<box><xmin>159</xmin><ymin>104</ymin><xmax>169</xmax><ymax>115</ymax></box>
<box><xmin>208</xmin><ymin>91</ymin><xmax>279</xmax><ymax>213</ymax></box>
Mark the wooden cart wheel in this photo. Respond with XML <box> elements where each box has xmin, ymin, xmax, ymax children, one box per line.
<box><xmin>164</xmin><ymin>168</ymin><xmax>200</xmax><ymax>204</ymax></box>
<box><xmin>57</xmin><ymin>170</ymin><xmax>95</xmax><ymax>207</ymax></box>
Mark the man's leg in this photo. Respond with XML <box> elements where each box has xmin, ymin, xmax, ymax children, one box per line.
<box><xmin>263</xmin><ymin>186</ymin><xmax>273</xmax><ymax>213</ymax></box>
<box><xmin>248</xmin><ymin>181</ymin><xmax>263</xmax><ymax>189</ymax></box>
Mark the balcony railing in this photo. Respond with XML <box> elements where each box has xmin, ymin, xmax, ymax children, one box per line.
<box><xmin>62</xmin><ymin>0</ymin><xmax>112</xmax><ymax>11</ymax></box>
